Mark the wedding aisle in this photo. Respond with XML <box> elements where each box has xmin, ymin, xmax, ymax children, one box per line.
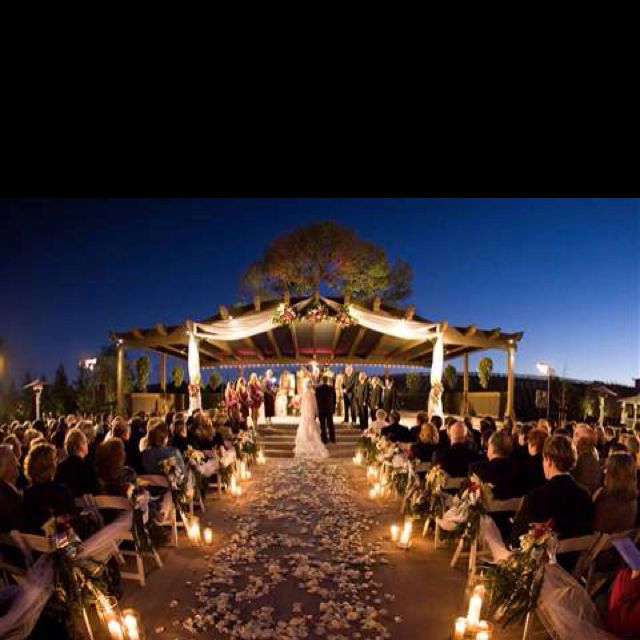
<box><xmin>122</xmin><ymin>460</ymin><xmax>531</xmax><ymax>639</ymax></box>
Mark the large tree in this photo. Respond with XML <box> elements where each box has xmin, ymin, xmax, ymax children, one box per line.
<box><xmin>241</xmin><ymin>221</ymin><xmax>413</xmax><ymax>303</ymax></box>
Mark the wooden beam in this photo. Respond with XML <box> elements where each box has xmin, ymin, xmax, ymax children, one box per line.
<box><xmin>404</xmin><ymin>304</ymin><xmax>416</xmax><ymax>320</ymax></box>
<box><xmin>253</xmin><ymin>295</ymin><xmax>261</xmax><ymax>311</ymax></box>
<box><xmin>198</xmin><ymin>344</ymin><xmax>224</xmax><ymax>361</ymax></box>
<box><xmin>218</xmin><ymin>305</ymin><xmax>229</xmax><ymax>320</ymax></box>
<box><xmin>290</xmin><ymin>323</ymin><xmax>300</xmax><ymax>359</ymax></box>
<box><xmin>131</xmin><ymin>328</ymin><xmax>144</xmax><ymax>339</ymax></box>
<box><xmin>204</xmin><ymin>338</ymin><xmax>241</xmax><ymax>361</ymax></box>
<box><xmin>369</xmin><ymin>332</ymin><xmax>389</xmax><ymax>356</ymax></box>
<box><xmin>465</xmin><ymin>325</ymin><xmax>477</xmax><ymax>337</ymax></box>
<box><xmin>349</xmin><ymin>327</ymin><xmax>367</xmax><ymax>357</ymax></box>
<box><xmin>155</xmin><ymin>323</ymin><xmax>168</xmax><ymax>336</ymax></box>
<box><xmin>311</xmin><ymin>323</ymin><xmax>317</xmax><ymax>357</ymax></box>
<box><xmin>266</xmin><ymin>330</ymin><xmax>281</xmax><ymax>357</ymax></box>
<box><xmin>120</xmin><ymin>328</ymin><xmax>188</xmax><ymax>349</ymax></box>
<box><xmin>372</xmin><ymin>296</ymin><xmax>382</xmax><ymax>311</ymax></box>
<box><xmin>243</xmin><ymin>337</ymin><xmax>265</xmax><ymax>360</ymax></box>
<box><xmin>330</xmin><ymin>324</ymin><xmax>342</xmax><ymax>359</ymax></box>
<box><xmin>443</xmin><ymin>327</ymin><xmax>512</xmax><ymax>350</ymax></box>
<box><xmin>386</xmin><ymin>338</ymin><xmax>430</xmax><ymax>360</ymax></box>
<box><xmin>343</xmin><ymin>291</ymin><xmax>351</xmax><ymax>305</ymax></box>
<box><xmin>488</xmin><ymin>327</ymin><xmax>502</xmax><ymax>339</ymax></box>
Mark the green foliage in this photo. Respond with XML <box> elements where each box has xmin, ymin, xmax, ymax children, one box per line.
<box><xmin>241</xmin><ymin>221</ymin><xmax>413</xmax><ymax>303</ymax></box>
<box><xmin>478</xmin><ymin>357</ymin><xmax>493</xmax><ymax>389</ymax></box>
<box><xmin>579</xmin><ymin>394</ymin><xmax>595</xmax><ymax>419</ymax></box>
<box><xmin>207</xmin><ymin>370</ymin><xmax>222</xmax><ymax>391</ymax></box>
<box><xmin>51</xmin><ymin>363</ymin><xmax>74</xmax><ymax>414</ymax></box>
<box><xmin>74</xmin><ymin>366</ymin><xmax>94</xmax><ymax>414</ymax></box>
<box><xmin>135</xmin><ymin>355</ymin><xmax>151</xmax><ymax>391</ymax></box>
<box><xmin>93</xmin><ymin>344</ymin><xmax>133</xmax><ymax>407</ymax></box>
<box><xmin>443</xmin><ymin>364</ymin><xmax>457</xmax><ymax>390</ymax></box>
<box><xmin>171</xmin><ymin>365</ymin><xmax>185</xmax><ymax>389</ymax></box>
<box><xmin>357</xmin><ymin>436</ymin><xmax>379</xmax><ymax>464</ymax></box>
<box><xmin>405</xmin><ymin>372</ymin><xmax>421</xmax><ymax>393</ymax></box>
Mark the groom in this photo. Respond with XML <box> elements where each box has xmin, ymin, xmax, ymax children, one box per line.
<box><xmin>315</xmin><ymin>375</ymin><xmax>336</xmax><ymax>444</ymax></box>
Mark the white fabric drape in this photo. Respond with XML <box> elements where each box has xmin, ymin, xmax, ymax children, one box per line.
<box><xmin>188</xmin><ymin>330</ymin><xmax>201</xmax><ymax>412</ymax></box>
<box><xmin>427</xmin><ymin>331</ymin><xmax>444</xmax><ymax>420</ymax></box>
<box><xmin>195</xmin><ymin>308</ymin><xmax>278</xmax><ymax>342</ymax></box>
<box><xmin>0</xmin><ymin>512</ymin><xmax>132</xmax><ymax>640</ymax></box>
<box><xmin>322</xmin><ymin>297</ymin><xmax>438</xmax><ymax>341</ymax></box>
<box><xmin>478</xmin><ymin>515</ymin><xmax>618</xmax><ymax>640</ymax></box>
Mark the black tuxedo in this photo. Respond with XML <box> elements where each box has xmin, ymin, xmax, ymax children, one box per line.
<box><xmin>433</xmin><ymin>442</ymin><xmax>479</xmax><ymax>478</ymax></box>
<box><xmin>468</xmin><ymin>457</ymin><xmax>522</xmax><ymax>500</ymax></box>
<box><xmin>315</xmin><ymin>384</ymin><xmax>336</xmax><ymax>443</ymax></box>
<box><xmin>510</xmin><ymin>474</ymin><xmax>594</xmax><ymax>566</ymax></box>
<box><xmin>381</xmin><ymin>422</ymin><xmax>413</xmax><ymax>443</ymax></box>
<box><xmin>382</xmin><ymin>384</ymin><xmax>397</xmax><ymax>414</ymax></box>
<box><xmin>342</xmin><ymin>371</ymin><xmax>358</xmax><ymax>423</ymax></box>
<box><xmin>369</xmin><ymin>383</ymin><xmax>383</xmax><ymax>419</ymax></box>
<box><xmin>354</xmin><ymin>379</ymin><xmax>371</xmax><ymax>429</ymax></box>
<box><xmin>55</xmin><ymin>454</ymin><xmax>100</xmax><ymax>498</ymax></box>
<box><xmin>0</xmin><ymin>480</ymin><xmax>23</xmax><ymax>533</ymax></box>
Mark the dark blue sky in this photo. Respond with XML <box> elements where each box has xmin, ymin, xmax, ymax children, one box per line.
<box><xmin>1</xmin><ymin>198</ymin><xmax>638</xmax><ymax>386</ymax></box>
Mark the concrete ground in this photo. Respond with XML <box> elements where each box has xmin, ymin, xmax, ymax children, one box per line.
<box><xmin>120</xmin><ymin>458</ymin><xmax>544</xmax><ymax>640</ymax></box>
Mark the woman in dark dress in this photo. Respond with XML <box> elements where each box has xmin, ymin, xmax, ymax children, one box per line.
<box><xmin>262</xmin><ymin>370</ymin><xmax>276</xmax><ymax>426</ymax></box>
<box><xmin>22</xmin><ymin>443</ymin><xmax>77</xmax><ymax>534</ymax></box>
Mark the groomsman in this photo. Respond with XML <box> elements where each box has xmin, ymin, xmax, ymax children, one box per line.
<box><xmin>382</xmin><ymin>377</ymin><xmax>398</xmax><ymax>415</ymax></box>
<box><xmin>342</xmin><ymin>365</ymin><xmax>357</xmax><ymax>425</ymax></box>
<box><xmin>354</xmin><ymin>372</ymin><xmax>370</xmax><ymax>430</ymax></box>
<box><xmin>315</xmin><ymin>375</ymin><xmax>336</xmax><ymax>444</ymax></box>
<box><xmin>369</xmin><ymin>377</ymin><xmax>384</xmax><ymax>421</ymax></box>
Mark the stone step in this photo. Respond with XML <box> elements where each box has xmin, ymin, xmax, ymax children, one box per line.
<box><xmin>258</xmin><ymin>434</ymin><xmax>362</xmax><ymax>443</ymax></box>
<box><xmin>262</xmin><ymin>446</ymin><xmax>357</xmax><ymax>459</ymax></box>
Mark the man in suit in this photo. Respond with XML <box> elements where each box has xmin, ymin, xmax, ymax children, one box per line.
<box><xmin>342</xmin><ymin>365</ymin><xmax>358</xmax><ymax>425</ymax></box>
<box><xmin>433</xmin><ymin>421</ymin><xmax>479</xmax><ymax>478</ymax></box>
<box><xmin>316</xmin><ymin>375</ymin><xmax>337</xmax><ymax>444</ymax></box>
<box><xmin>382</xmin><ymin>377</ymin><xmax>397</xmax><ymax>415</ymax></box>
<box><xmin>510</xmin><ymin>434</ymin><xmax>594</xmax><ymax>562</ymax></box>
<box><xmin>369</xmin><ymin>377</ymin><xmax>384</xmax><ymax>421</ymax></box>
<box><xmin>354</xmin><ymin>372</ymin><xmax>371</xmax><ymax>430</ymax></box>
<box><xmin>381</xmin><ymin>410</ymin><xmax>413</xmax><ymax>443</ymax></box>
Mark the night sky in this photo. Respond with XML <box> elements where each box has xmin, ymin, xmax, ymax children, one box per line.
<box><xmin>1</xmin><ymin>198</ymin><xmax>638</xmax><ymax>386</ymax></box>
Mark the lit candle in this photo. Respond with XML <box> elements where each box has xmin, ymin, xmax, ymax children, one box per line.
<box><xmin>230</xmin><ymin>474</ymin><xmax>237</xmax><ymax>495</ymax></box>
<box><xmin>188</xmin><ymin>517</ymin><xmax>201</xmax><ymax>544</ymax></box>
<box><xmin>203</xmin><ymin>527</ymin><xmax>213</xmax><ymax>545</ymax></box>
<box><xmin>353</xmin><ymin>451</ymin><xmax>363</xmax><ymax>465</ymax></box>
<box><xmin>257</xmin><ymin>450</ymin><xmax>266</xmax><ymax>464</ymax></box>
<box><xmin>475</xmin><ymin>632</ymin><xmax>489</xmax><ymax>640</ymax></box>
<box><xmin>235</xmin><ymin>486</ymin><xmax>242</xmax><ymax>497</ymax></box>
<box><xmin>108</xmin><ymin>619</ymin><xmax>125</xmax><ymax>640</ymax></box>
<box><xmin>367</xmin><ymin>465</ymin><xmax>376</xmax><ymax>479</ymax></box>
<box><xmin>399</xmin><ymin>520</ymin><xmax>413</xmax><ymax>547</ymax></box>
<box><xmin>467</xmin><ymin>593</ymin><xmax>483</xmax><ymax>626</ymax></box>
<box><xmin>123</xmin><ymin>613</ymin><xmax>140</xmax><ymax>640</ymax></box>
<box><xmin>390</xmin><ymin>523</ymin><xmax>399</xmax><ymax>542</ymax></box>
<box><xmin>454</xmin><ymin>617</ymin><xmax>467</xmax><ymax>640</ymax></box>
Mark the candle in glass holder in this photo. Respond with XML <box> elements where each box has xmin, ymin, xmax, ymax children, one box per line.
<box><xmin>235</xmin><ymin>486</ymin><xmax>242</xmax><ymax>497</ymax></box>
<box><xmin>398</xmin><ymin>520</ymin><xmax>413</xmax><ymax>548</ymax></box>
<box><xmin>257</xmin><ymin>450</ymin><xmax>266</xmax><ymax>464</ymax></box>
<box><xmin>367</xmin><ymin>465</ymin><xmax>376</xmax><ymax>480</ymax></box>
<box><xmin>467</xmin><ymin>592</ymin><xmax>483</xmax><ymax>626</ymax></box>
<box><xmin>203</xmin><ymin>527</ymin><xmax>213</xmax><ymax>545</ymax></box>
<box><xmin>475</xmin><ymin>632</ymin><xmax>489</xmax><ymax>640</ymax></box>
<box><xmin>353</xmin><ymin>451</ymin><xmax>363</xmax><ymax>465</ymax></box>
<box><xmin>390</xmin><ymin>523</ymin><xmax>399</xmax><ymax>542</ymax></box>
<box><xmin>229</xmin><ymin>474</ymin><xmax>237</xmax><ymax>495</ymax></box>
<box><xmin>187</xmin><ymin>517</ymin><xmax>201</xmax><ymax>544</ymax></box>
<box><xmin>108</xmin><ymin>619</ymin><xmax>125</xmax><ymax>640</ymax></box>
<box><xmin>454</xmin><ymin>617</ymin><xmax>467</xmax><ymax>640</ymax></box>
<box><xmin>122</xmin><ymin>611</ymin><xmax>140</xmax><ymax>640</ymax></box>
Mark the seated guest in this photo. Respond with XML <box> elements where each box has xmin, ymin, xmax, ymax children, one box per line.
<box><xmin>142</xmin><ymin>420</ymin><xmax>186</xmax><ymax>475</ymax></box>
<box><xmin>595</xmin><ymin>426</ymin><xmax>609</xmax><ymax>461</ymax></box>
<box><xmin>593</xmin><ymin>453</ymin><xmax>637</xmax><ymax>533</ymax></box>
<box><xmin>465</xmin><ymin>417</ymin><xmax>481</xmax><ymax>452</ymax></box>
<box><xmin>519</xmin><ymin>428</ymin><xmax>548</xmax><ymax>493</ymax></box>
<box><xmin>469</xmin><ymin>431</ymin><xmax>521</xmax><ymax>499</ymax></box>
<box><xmin>23</xmin><ymin>443</ymin><xmax>77</xmax><ymax>534</ymax></box>
<box><xmin>513</xmin><ymin>423</ymin><xmax>533</xmax><ymax>466</ymax></box>
<box><xmin>368</xmin><ymin>409</ymin><xmax>389</xmax><ymax>437</ymax></box>
<box><xmin>433</xmin><ymin>421</ymin><xmax>479</xmax><ymax>477</ymax></box>
<box><xmin>409</xmin><ymin>412</ymin><xmax>429</xmax><ymax>443</ymax></box>
<box><xmin>2</xmin><ymin>434</ymin><xmax>27</xmax><ymax>490</ymax></box>
<box><xmin>537</xmin><ymin>419</ymin><xmax>550</xmax><ymax>434</ymax></box>
<box><xmin>77</xmin><ymin>420</ymin><xmax>98</xmax><ymax>467</ymax></box>
<box><xmin>410</xmin><ymin>422</ymin><xmax>440</xmax><ymax>464</ymax></box>
<box><xmin>126</xmin><ymin>417</ymin><xmax>146</xmax><ymax>473</ymax></box>
<box><xmin>573</xmin><ymin>424</ymin><xmax>602</xmax><ymax>496</ymax></box>
<box><xmin>170</xmin><ymin>418</ymin><xmax>189</xmax><ymax>453</ymax></box>
<box><xmin>380</xmin><ymin>411</ymin><xmax>413</xmax><ymax>443</ymax></box>
<box><xmin>510</xmin><ymin>435</ymin><xmax>594</xmax><ymax>561</ymax></box>
<box><xmin>188</xmin><ymin>414</ymin><xmax>224</xmax><ymax>451</ymax></box>
<box><xmin>433</xmin><ymin>415</ymin><xmax>448</xmax><ymax>447</ymax></box>
<box><xmin>0</xmin><ymin>444</ymin><xmax>23</xmax><ymax>532</ymax></box>
<box><xmin>95</xmin><ymin>438</ymin><xmax>137</xmax><ymax>497</ymax></box>
<box><xmin>54</xmin><ymin>427</ymin><xmax>100</xmax><ymax>497</ymax></box>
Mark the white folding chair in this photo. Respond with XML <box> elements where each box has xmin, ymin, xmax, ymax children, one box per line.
<box><xmin>138</xmin><ymin>474</ymin><xmax>182</xmax><ymax>547</ymax></box>
<box><xmin>433</xmin><ymin>477</ymin><xmax>465</xmax><ymax>548</ymax></box>
<box><xmin>90</xmin><ymin>495</ymin><xmax>162</xmax><ymax>586</ymax></box>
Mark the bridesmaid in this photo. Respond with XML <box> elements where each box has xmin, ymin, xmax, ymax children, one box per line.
<box><xmin>225</xmin><ymin>381</ymin><xmax>239</xmax><ymax>432</ymax></box>
<box><xmin>248</xmin><ymin>372</ymin><xmax>263</xmax><ymax>429</ymax></box>
<box><xmin>236</xmin><ymin>377</ymin><xmax>250</xmax><ymax>430</ymax></box>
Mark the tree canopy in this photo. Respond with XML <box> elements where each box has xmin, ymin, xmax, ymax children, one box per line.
<box><xmin>241</xmin><ymin>221</ymin><xmax>413</xmax><ymax>303</ymax></box>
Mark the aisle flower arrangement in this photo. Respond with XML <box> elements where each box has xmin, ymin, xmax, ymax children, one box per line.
<box><xmin>405</xmin><ymin>464</ymin><xmax>447</xmax><ymax>519</ymax></box>
<box><xmin>127</xmin><ymin>482</ymin><xmax>167</xmax><ymax>553</ymax></box>
<box><xmin>160</xmin><ymin>455</ymin><xmax>189</xmax><ymax>518</ymax></box>
<box><xmin>437</xmin><ymin>474</ymin><xmax>493</xmax><ymax>543</ymax></box>
<box><xmin>184</xmin><ymin>446</ymin><xmax>209</xmax><ymax>503</ymax></box>
<box><xmin>356</xmin><ymin>433</ymin><xmax>379</xmax><ymax>464</ymax></box>
<box><xmin>482</xmin><ymin>520</ymin><xmax>558</xmax><ymax>627</ymax></box>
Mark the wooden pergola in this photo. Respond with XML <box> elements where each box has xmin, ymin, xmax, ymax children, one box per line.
<box><xmin>112</xmin><ymin>293</ymin><xmax>523</xmax><ymax>417</ymax></box>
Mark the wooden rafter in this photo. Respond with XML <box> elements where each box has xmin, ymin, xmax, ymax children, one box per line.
<box><xmin>330</xmin><ymin>324</ymin><xmax>342</xmax><ymax>359</ymax></box>
<box><xmin>290</xmin><ymin>323</ymin><xmax>300</xmax><ymax>359</ymax></box>
<box><xmin>198</xmin><ymin>344</ymin><xmax>224</xmax><ymax>362</ymax></box>
<box><xmin>311</xmin><ymin>323</ymin><xmax>317</xmax><ymax>356</ymax></box>
<box><xmin>131</xmin><ymin>328</ymin><xmax>144</xmax><ymax>339</ymax></box>
<box><xmin>154</xmin><ymin>323</ymin><xmax>168</xmax><ymax>336</ymax></box>
<box><xmin>369</xmin><ymin>332</ymin><xmax>389</xmax><ymax>356</ymax></box>
<box><xmin>404</xmin><ymin>304</ymin><xmax>416</xmax><ymax>320</ymax></box>
<box><xmin>349</xmin><ymin>327</ymin><xmax>367</xmax><ymax>357</ymax></box>
<box><xmin>266</xmin><ymin>330</ymin><xmax>281</xmax><ymax>357</ymax></box>
<box><xmin>392</xmin><ymin>339</ymin><xmax>433</xmax><ymax>361</ymax></box>
<box><xmin>205</xmin><ymin>338</ymin><xmax>241</xmax><ymax>361</ymax></box>
<box><xmin>386</xmin><ymin>338</ymin><xmax>430</xmax><ymax>360</ymax></box>
<box><xmin>218</xmin><ymin>305</ymin><xmax>229</xmax><ymax>320</ymax></box>
<box><xmin>243</xmin><ymin>337</ymin><xmax>265</xmax><ymax>360</ymax></box>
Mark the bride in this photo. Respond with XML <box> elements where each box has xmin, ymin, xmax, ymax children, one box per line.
<box><xmin>294</xmin><ymin>376</ymin><xmax>329</xmax><ymax>459</ymax></box>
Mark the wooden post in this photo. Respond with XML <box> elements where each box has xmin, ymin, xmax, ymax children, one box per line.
<box><xmin>505</xmin><ymin>346</ymin><xmax>515</xmax><ymax>419</ymax></box>
<box><xmin>116</xmin><ymin>342</ymin><xmax>125</xmax><ymax>416</ymax></box>
<box><xmin>160</xmin><ymin>353</ymin><xmax>167</xmax><ymax>392</ymax></box>
<box><xmin>463</xmin><ymin>352</ymin><xmax>469</xmax><ymax>416</ymax></box>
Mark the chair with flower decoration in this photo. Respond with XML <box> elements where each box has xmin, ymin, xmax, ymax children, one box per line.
<box><xmin>137</xmin><ymin>474</ymin><xmax>182</xmax><ymax>546</ymax></box>
<box><xmin>433</xmin><ymin>476</ymin><xmax>465</xmax><ymax>548</ymax></box>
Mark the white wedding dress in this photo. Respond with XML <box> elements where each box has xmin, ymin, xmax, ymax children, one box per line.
<box><xmin>294</xmin><ymin>384</ymin><xmax>329</xmax><ymax>459</ymax></box>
